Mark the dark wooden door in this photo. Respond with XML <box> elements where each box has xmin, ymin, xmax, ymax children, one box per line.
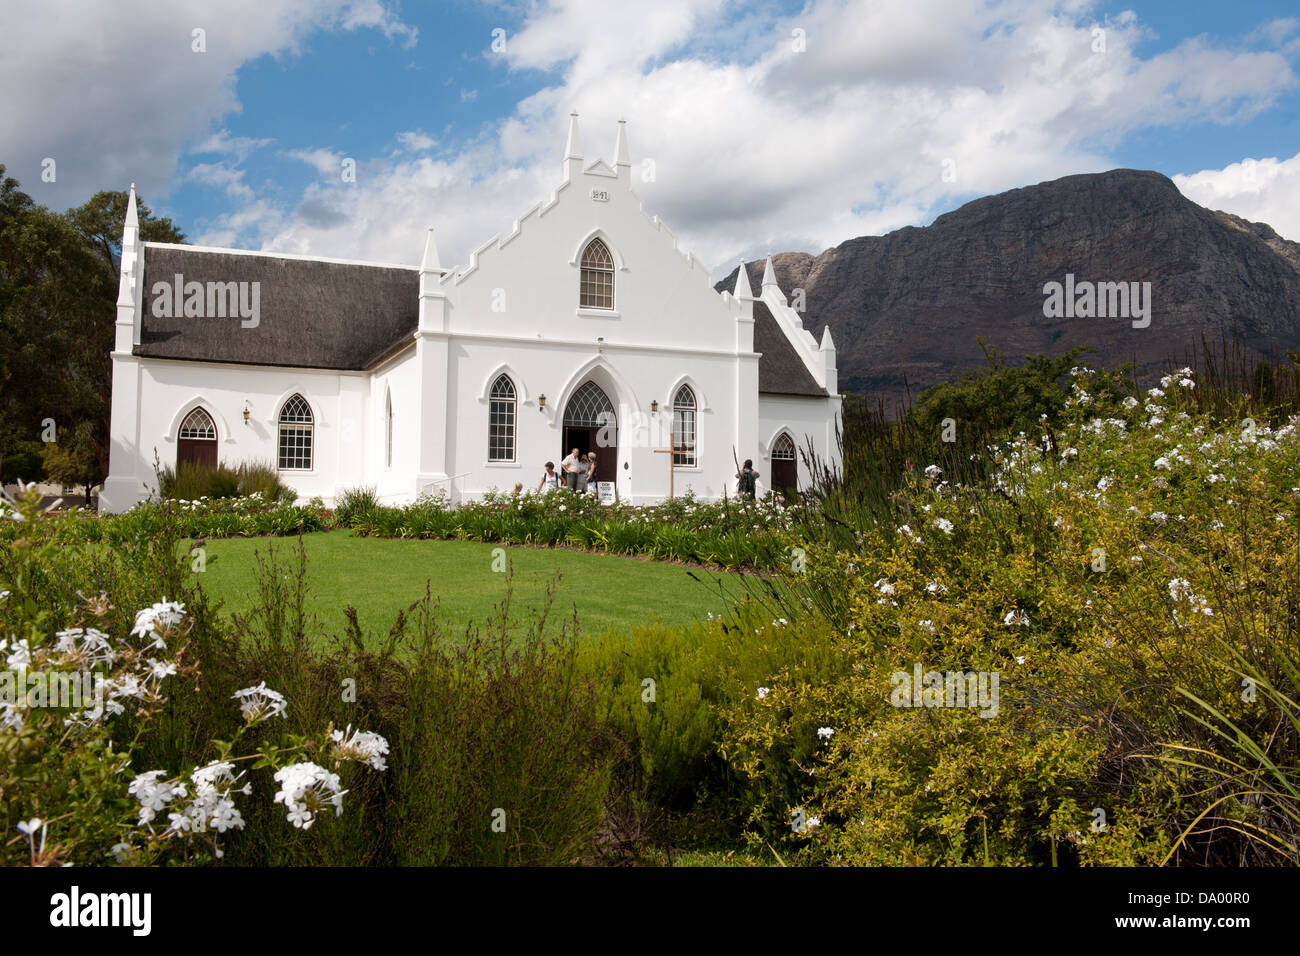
<box><xmin>771</xmin><ymin>457</ymin><xmax>797</xmax><ymax>495</ymax></box>
<box><xmin>177</xmin><ymin>438</ymin><xmax>217</xmax><ymax>469</ymax></box>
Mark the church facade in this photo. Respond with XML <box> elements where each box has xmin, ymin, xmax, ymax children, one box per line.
<box><xmin>100</xmin><ymin>116</ymin><xmax>842</xmax><ymax>512</ymax></box>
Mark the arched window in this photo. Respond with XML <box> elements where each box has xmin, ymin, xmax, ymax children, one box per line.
<box><xmin>277</xmin><ymin>394</ymin><xmax>314</xmax><ymax>471</ymax></box>
<box><xmin>488</xmin><ymin>374</ymin><xmax>516</xmax><ymax>461</ymax></box>
<box><xmin>771</xmin><ymin>431</ymin><xmax>797</xmax><ymax>494</ymax></box>
<box><xmin>385</xmin><ymin>388</ymin><xmax>393</xmax><ymax>469</ymax></box>
<box><xmin>580</xmin><ymin>237</ymin><xmax>614</xmax><ymax>309</ymax></box>
<box><xmin>177</xmin><ymin>407</ymin><xmax>217</xmax><ymax>469</ymax></box>
<box><xmin>671</xmin><ymin>385</ymin><xmax>696</xmax><ymax>466</ymax></box>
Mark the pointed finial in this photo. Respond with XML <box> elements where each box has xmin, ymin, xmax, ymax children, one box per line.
<box><xmin>733</xmin><ymin>260</ymin><xmax>753</xmax><ymax>299</ymax></box>
<box><xmin>762</xmin><ymin>255</ymin><xmax>780</xmax><ymax>291</ymax></box>
<box><xmin>565</xmin><ymin>111</ymin><xmax>582</xmax><ymax>161</ymax></box>
<box><xmin>613</xmin><ymin>119</ymin><xmax>630</xmax><ymax>168</ymax></box>
<box><xmin>820</xmin><ymin>325</ymin><xmax>835</xmax><ymax>350</ymax></box>
<box><xmin>419</xmin><ymin>226</ymin><xmax>441</xmax><ymax>273</ymax></box>
<box><xmin>125</xmin><ymin>183</ymin><xmax>139</xmax><ymax>229</ymax></box>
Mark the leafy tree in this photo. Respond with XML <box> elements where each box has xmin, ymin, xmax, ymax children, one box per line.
<box><xmin>0</xmin><ymin>165</ymin><xmax>185</xmax><ymax>492</ymax></box>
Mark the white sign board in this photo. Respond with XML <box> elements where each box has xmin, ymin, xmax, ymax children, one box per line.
<box><xmin>597</xmin><ymin>481</ymin><xmax>616</xmax><ymax>505</ymax></box>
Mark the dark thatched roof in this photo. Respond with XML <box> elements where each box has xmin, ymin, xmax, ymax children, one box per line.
<box><xmin>753</xmin><ymin>302</ymin><xmax>827</xmax><ymax>396</ymax></box>
<box><xmin>135</xmin><ymin>245</ymin><xmax>419</xmax><ymax>370</ymax></box>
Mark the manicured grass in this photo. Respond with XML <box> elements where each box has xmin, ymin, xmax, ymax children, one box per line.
<box><xmin>192</xmin><ymin>530</ymin><xmax>752</xmax><ymax>642</ymax></box>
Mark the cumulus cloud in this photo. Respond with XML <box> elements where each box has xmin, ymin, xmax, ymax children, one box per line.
<box><xmin>239</xmin><ymin>0</ymin><xmax>1297</xmax><ymax>271</ymax></box>
<box><xmin>6</xmin><ymin>0</ymin><xmax>1297</xmax><ymax>274</ymax></box>
<box><xmin>1175</xmin><ymin>153</ymin><xmax>1300</xmax><ymax>241</ymax></box>
<box><xmin>0</xmin><ymin>0</ymin><xmax>415</xmax><ymax>208</ymax></box>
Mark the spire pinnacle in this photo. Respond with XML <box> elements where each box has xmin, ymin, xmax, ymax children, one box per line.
<box><xmin>820</xmin><ymin>324</ymin><xmax>835</xmax><ymax>350</ymax></box>
<box><xmin>613</xmin><ymin>119</ymin><xmax>630</xmax><ymax>168</ymax></box>
<box><xmin>733</xmin><ymin>260</ymin><xmax>753</xmax><ymax>299</ymax></box>
<box><xmin>762</xmin><ymin>255</ymin><xmax>780</xmax><ymax>291</ymax></box>
<box><xmin>125</xmin><ymin>183</ymin><xmax>139</xmax><ymax>229</ymax></box>
<box><xmin>564</xmin><ymin>111</ymin><xmax>582</xmax><ymax>161</ymax></box>
<box><xmin>420</xmin><ymin>226</ymin><xmax>441</xmax><ymax>273</ymax></box>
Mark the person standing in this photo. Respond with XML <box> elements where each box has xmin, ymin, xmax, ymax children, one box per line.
<box><xmin>585</xmin><ymin>452</ymin><xmax>598</xmax><ymax>495</ymax></box>
<box><xmin>560</xmin><ymin>447</ymin><xmax>582</xmax><ymax>490</ymax></box>
<box><xmin>736</xmin><ymin>459</ymin><xmax>760</xmax><ymax>499</ymax></box>
<box><xmin>537</xmin><ymin>461</ymin><xmax>561</xmax><ymax>493</ymax></box>
<box><xmin>576</xmin><ymin>454</ymin><xmax>590</xmax><ymax>493</ymax></box>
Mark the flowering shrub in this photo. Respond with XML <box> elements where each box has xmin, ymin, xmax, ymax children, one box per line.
<box><xmin>718</xmin><ymin>367</ymin><xmax>1300</xmax><ymax>865</ymax></box>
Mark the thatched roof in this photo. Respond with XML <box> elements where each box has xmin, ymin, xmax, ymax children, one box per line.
<box><xmin>754</xmin><ymin>302</ymin><xmax>827</xmax><ymax>396</ymax></box>
<box><xmin>135</xmin><ymin>245</ymin><xmax>418</xmax><ymax>370</ymax></box>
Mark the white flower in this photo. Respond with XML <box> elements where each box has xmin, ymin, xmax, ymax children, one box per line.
<box><xmin>1150</xmin><ymin>511</ymin><xmax>1168</xmax><ymax>525</ymax></box>
<box><xmin>925</xmin><ymin>581</ymin><xmax>948</xmax><ymax>595</ymax></box>
<box><xmin>924</xmin><ymin>465</ymin><xmax>942</xmax><ymax>479</ymax></box>
<box><xmin>757</xmin><ymin>687</ymin><xmax>770</xmax><ymax>700</ymax></box>
<box><xmin>817</xmin><ymin>726</ymin><xmax>835</xmax><ymax>740</ymax></box>
<box><xmin>232</xmin><ymin>682</ymin><xmax>288</xmax><ymax>723</ymax></box>
<box><xmin>873</xmin><ymin>578</ymin><xmax>896</xmax><ymax>595</ymax></box>
<box><xmin>805</xmin><ymin>816</ymin><xmax>821</xmax><ymax>830</ymax></box>
<box><xmin>933</xmin><ymin>517</ymin><xmax>954</xmax><ymax>534</ymax></box>
<box><xmin>330</xmin><ymin>726</ymin><xmax>390</xmax><ymax>771</ymax></box>
<box><xmin>1015</xmin><ymin>655</ymin><xmax>1026</xmax><ymax>665</ymax></box>
<box><xmin>131</xmin><ymin>600</ymin><xmax>186</xmax><ymax>649</ymax></box>
<box><xmin>917</xmin><ymin>620</ymin><xmax>936</xmax><ymax>634</ymax></box>
<box><xmin>273</xmin><ymin>762</ymin><xmax>346</xmax><ymax>830</ymax></box>
<box><xmin>1003</xmin><ymin>610</ymin><xmax>1030</xmax><ymax>627</ymax></box>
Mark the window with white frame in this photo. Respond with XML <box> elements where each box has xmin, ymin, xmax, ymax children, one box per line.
<box><xmin>580</xmin><ymin>238</ymin><xmax>614</xmax><ymax>309</ymax></box>
<box><xmin>277</xmin><ymin>394</ymin><xmax>314</xmax><ymax>470</ymax></box>
<box><xmin>672</xmin><ymin>384</ymin><xmax>696</xmax><ymax>466</ymax></box>
<box><xmin>488</xmin><ymin>374</ymin><xmax>516</xmax><ymax>461</ymax></box>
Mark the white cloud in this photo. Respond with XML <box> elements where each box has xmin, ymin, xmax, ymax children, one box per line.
<box><xmin>9</xmin><ymin>0</ymin><xmax>1297</xmax><ymax>276</ymax></box>
<box><xmin>238</xmin><ymin>0</ymin><xmax>1297</xmax><ymax>273</ymax></box>
<box><xmin>395</xmin><ymin>130</ymin><xmax>436</xmax><ymax>152</ymax></box>
<box><xmin>0</xmin><ymin>0</ymin><xmax>415</xmax><ymax>208</ymax></box>
<box><xmin>1175</xmin><ymin>153</ymin><xmax>1300</xmax><ymax>241</ymax></box>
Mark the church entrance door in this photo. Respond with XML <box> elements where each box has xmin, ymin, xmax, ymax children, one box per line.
<box><xmin>562</xmin><ymin>382</ymin><xmax>617</xmax><ymax>491</ymax></box>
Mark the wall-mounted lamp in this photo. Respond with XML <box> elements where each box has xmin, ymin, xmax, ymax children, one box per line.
<box><xmin>650</xmin><ymin>399</ymin><xmax>659</xmax><ymax>413</ymax></box>
<box><xmin>242</xmin><ymin>403</ymin><xmax>251</xmax><ymax>424</ymax></box>
<box><xmin>538</xmin><ymin>394</ymin><xmax>547</xmax><ymax>410</ymax></box>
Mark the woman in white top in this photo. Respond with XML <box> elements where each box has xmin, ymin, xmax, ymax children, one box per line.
<box><xmin>537</xmin><ymin>461</ymin><xmax>562</xmax><ymax>493</ymax></box>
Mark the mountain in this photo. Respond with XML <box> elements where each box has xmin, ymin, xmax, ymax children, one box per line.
<box><xmin>718</xmin><ymin>170</ymin><xmax>1300</xmax><ymax>403</ymax></box>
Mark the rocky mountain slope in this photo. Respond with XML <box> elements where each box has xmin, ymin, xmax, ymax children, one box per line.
<box><xmin>719</xmin><ymin>170</ymin><xmax>1300</xmax><ymax>403</ymax></box>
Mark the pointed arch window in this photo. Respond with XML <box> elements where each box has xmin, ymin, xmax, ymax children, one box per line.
<box><xmin>277</xmin><ymin>394</ymin><xmax>314</xmax><ymax>471</ymax></box>
<box><xmin>178</xmin><ymin>407</ymin><xmax>216</xmax><ymax>440</ymax></box>
<box><xmin>488</xmin><ymin>374</ymin><xmax>517</xmax><ymax>462</ymax></box>
<box><xmin>177</xmin><ymin>407</ymin><xmax>217</xmax><ymax>469</ymax></box>
<box><xmin>580</xmin><ymin>237</ymin><xmax>614</xmax><ymax>309</ymax></box>
<box><xmin>771</xmin><ymin>432</ymin><xmax>796</xmax><ymax>460</ymax></box>
<box><xmin>671</xmin><ymin>385</ymin><xmax>697</xmax><ymax>466</ymax></box>
<box><xmin>385</xmin><ymin>388</ymin><xmax>393</xmax><ymax>469</ymax></box>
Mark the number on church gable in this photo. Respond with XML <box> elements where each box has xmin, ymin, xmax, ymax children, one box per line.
<box><xmin>590</xmin><ymin>188</ymin><xmax>609</xmax><ymax>202</ymax></box>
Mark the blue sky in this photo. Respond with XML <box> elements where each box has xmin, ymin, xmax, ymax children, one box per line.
<box><xmin>4</xmin><ymin>0</ymin><xmax>1299</xmax><ymax>272</ymax></box>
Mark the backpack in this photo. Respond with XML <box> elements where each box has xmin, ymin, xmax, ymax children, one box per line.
<box><xmin>738</xmin><ymin>469</ymin><xmax>756</xmax><ymax>496</ymax></box>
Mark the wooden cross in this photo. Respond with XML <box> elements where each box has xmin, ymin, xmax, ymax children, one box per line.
<box><xmin>652</xmin><ymin>433</ymin><xmax>677</xmax><ymax>499</ymax></box>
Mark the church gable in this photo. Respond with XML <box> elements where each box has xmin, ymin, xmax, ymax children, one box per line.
<box><xmin>135</xmin><ymin>244</ymin><xmax>418</xmax><ymax>370</ymax></box>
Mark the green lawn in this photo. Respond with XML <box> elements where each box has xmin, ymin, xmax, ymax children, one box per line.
<box><xmin>192</xmin><ymin>531</ymin><xmax>751</xmax><ymax>642</ymax></box>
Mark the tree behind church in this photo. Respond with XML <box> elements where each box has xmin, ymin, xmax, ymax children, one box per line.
<box><xmin>0</xmin><ymin>165</ymin><xmax>184</xmax><ymax>490</ymax></box>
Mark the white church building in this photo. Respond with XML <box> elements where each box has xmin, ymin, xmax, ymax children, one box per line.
<box><xmin>100</xmin><ymin>115</ymin><xmax>842</xmax><ymax>512</ymax></box>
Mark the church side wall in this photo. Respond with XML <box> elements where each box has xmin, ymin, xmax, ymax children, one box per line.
<box><xmin>758</xmin><ymin>394</ymin><xmax>844</xmax><ymax>493</ymax></box>
<box><xmin>365</xmin><ymin>346</ymin><xmax>421</xmax><ymax>503</ymax></box>
<box><xmin>102</xmin><ymin>358</ymin><xmax>365</xmax><ymax>511</ymax></box>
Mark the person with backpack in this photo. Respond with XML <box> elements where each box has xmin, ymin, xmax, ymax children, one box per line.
<box><xmin>736</xmin><ymin>459</ymin><xmax>759</xmax><ymax>499</ymax></box>
<box><xmin>537</xmin><ymin>461</ymin><xmax>562</xmax><ymax>493</ymax></box>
